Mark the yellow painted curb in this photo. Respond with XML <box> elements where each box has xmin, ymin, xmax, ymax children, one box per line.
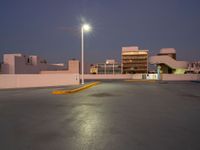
<box><xmin>52</xmin><ymin>81</ymin><xmax>100</xmax><ymax>95</ymax></box>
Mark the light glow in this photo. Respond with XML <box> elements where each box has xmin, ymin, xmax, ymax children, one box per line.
<box><xmin>82</xmin><ymin>24</ymin><xmax>91</xmax><ymax>32</ymax></box>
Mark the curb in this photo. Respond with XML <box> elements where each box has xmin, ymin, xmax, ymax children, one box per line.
<box><xmin>52</xmin><ymin>81</ymin><xmax>100</xmax><ymax>95</ymax></box>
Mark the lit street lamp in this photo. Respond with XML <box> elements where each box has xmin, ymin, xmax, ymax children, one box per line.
<box><xmin>81</xmin><ymin>24</ymin><xmax>91</xmax><ymax>84</ymax></box>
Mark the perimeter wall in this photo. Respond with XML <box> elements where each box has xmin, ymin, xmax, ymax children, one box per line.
<box><xmin>161</xmin><ymin>74</ymin><xmax>200</xmax><ymax>81</ymax></box>
<box><xmin>0</xmin><ymin>74</ymin><xmax>79</xmax><ymax>89</ymax></box>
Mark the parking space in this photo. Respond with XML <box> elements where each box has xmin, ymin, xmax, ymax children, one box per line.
<box><xmin>0</xmin><ymin>81</ymin><xmax>200</xmax><ymax>150</ymax></box>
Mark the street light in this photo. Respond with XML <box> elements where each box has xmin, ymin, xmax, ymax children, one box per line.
<box><xmin>81</xmin><ymin>24</ymin><xmax>91</xmax><ymax>84</ymax></box>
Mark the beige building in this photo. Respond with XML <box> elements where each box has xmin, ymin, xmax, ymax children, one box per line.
<box><xmin>90</xmin><ymin>59</ymin><xmax>121</xmax><ymax>74</ymax></box>
<box><xmin>122</xmin><ymin>46</ymin><xmax>148</xmax><ymax>74</ymax></box>
<box><xmin>149</xmin><ymin>48</ymin><xmax>188</xmax><ymax>74</ymax></box>
<box><xmin>1</xmin><ymin>54</ymin><xmax>79</xmax><ymax>74</ymax></box>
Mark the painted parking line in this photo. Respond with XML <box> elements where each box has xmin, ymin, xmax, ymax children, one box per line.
<box><xmin>52</xmin><ymin>81</ymin><xmax>100</xmax><ymax>95</ymax></box>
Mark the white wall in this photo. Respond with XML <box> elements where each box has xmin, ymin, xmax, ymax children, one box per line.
<box><xmin>0</xmin><ymin>74</ymin><xmax>79</xmax><ymax>89</ymax></box>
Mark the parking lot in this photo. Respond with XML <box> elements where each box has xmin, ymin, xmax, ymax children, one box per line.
<box><xmin>0</xmin><ymin>81</ymin><xmax>200</xmax><ymax>150</ymax></box>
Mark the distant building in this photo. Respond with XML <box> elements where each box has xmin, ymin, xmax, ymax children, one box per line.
<box><xmin>90</xmin><ymin>59</ymin><xmax>121</xmax><ymax>74</ymax></box>
<box><xmin>0</xmin><ymin>62</ymin><xmax>2</xmax><ymax>74</ymax></box>
<box><xmin>149</xmin><ymin>48</ymin><xmax>188</xmax><ymax>74</ymax></box>
<box><xmin>1</xmin><ymin>54</ymin><xmax>79</xmax><ymax>74</ymax></box>
<box><xmin>185</xmin><ymin>61</ymin><xmax>200</xmax><ymax>74</ymax></box>
<box><xmin>121</xmin><ymin>46</ymin><xmax>148</xmax><ymax>74</ymax></box>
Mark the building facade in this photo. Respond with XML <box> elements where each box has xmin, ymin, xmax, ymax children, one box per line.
<box><xmin>185</xmin><ymin>61</ymin><xmax>200</xmax><ymax>74</ymax></box>
<box><xmin>1</xmin><ymin>54</ymin><xmax>79</xmax><ymax>74</ymax></box>
<box><xmin>149</xmin><ymin>48</ymin><xmax>188</xmax><ymax>74</ymax></box>
<box><xmin>90</xmin><ymin>59</ymin><xmax>121</xmax><ymax>74</ymax></box>
<box><xmin>122</xmin><ymin>46</ymin><xmax>148</xmax><ymax>74</ymax></box>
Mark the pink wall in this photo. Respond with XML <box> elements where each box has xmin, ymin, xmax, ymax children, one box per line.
<box><xmin>162</xmin><ymin>74</ymin><xmax>200</xmax><ymax>81</ymax></box>
<box><xmin>40</xmin><ymin>60</ymin><xmax>79</xmax><ymax>74</ymax></box>
<box><xmin>83</xmin><ymin>74</ymin><xmax>200</xmax><ymax>81</ymax></box>
<box><xmin>40</xmin><ymin>71</ymin><xmax>72</xmax><ymax>74</ymax></box>
<box><xmin>3</xmin><ymin>54</ymin><xmax>19</xmax><ymax>74</ymax></box>
<box><xmin>15</xmin><ymin>56</ymin><xmax>39</xmax><ymax>74</ymax></box>
<box><xmin>131</xmin><ymin>74</ymin><xmax>143</xmax><ymax>79</ymax></box>
<box><xmin>1</xmin><ymin>54</ymin><xmax>67</xmax><ymax>74</ymax></box>
<box><xmin>84</xmin><ymin>74</ymin><xmax>133</xmax><ymax>80</ymax></box>
<box><xmin>1</xmin><ymin>64</ymin><xmax>9</xmax><ymax>74</ymax></box>
<box><xmin>67</xmin><ymin>60</ymin><xmax>79</xmax><ymax>73</ymax></box>
<box><xmin>0</xmin><ymin>74</ymin><xmax>79</xmax><ymax>89</ymax></box>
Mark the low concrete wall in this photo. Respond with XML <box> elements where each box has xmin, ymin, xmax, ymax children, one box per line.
<box><xmin>162</xmin><ymin>74</ymin><xmax>200</xmax><ymax>81</ymax></box>
<box><xmin>84</xmin><ymin>74</ymin><xmax>143</xmax><ymax>80</ymax></box>
<box><xmin>132</xmin><ymin>74</ymin><xmax>143</xmax><ymax>79</ymax></box>
<box><xmin>40</xmin><ymin>70</ymin><xmax>71</xmax><ymax>74</ymax></box>
<box><xmin>0</xmin><ymin>74</ymin><xmax>79</xmax><ymax>89</ymax></box>
<box><xmin>84</xmin><ymin>74</ymin><xmax>132</xmax><ymax>80</ymax></box>
<box><xmin>84</xmin><ymin>74</ymin><xmax>200</xmax><ymax>81</ymax></box>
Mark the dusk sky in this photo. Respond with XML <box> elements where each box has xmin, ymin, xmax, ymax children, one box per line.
<box><xmin>0</xmin><ymin>0</ymin><xmax>200</xmax><ymax>67</ymax></box>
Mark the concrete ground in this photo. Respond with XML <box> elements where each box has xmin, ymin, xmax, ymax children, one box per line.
<box><xmin>0</xmin><ymin>81</ymin><xmax>200</xmax><ymax>150</ymax></box>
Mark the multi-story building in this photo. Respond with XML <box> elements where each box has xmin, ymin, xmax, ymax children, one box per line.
<box><xmin>90</xmin><ymin>59</ymin><xmax>121</xmax><ymax>74</ymax></box>
<box><xmin>122</xmin><ymin>46</ymin><xmax>148</xmax><ymax>74</ymax></box>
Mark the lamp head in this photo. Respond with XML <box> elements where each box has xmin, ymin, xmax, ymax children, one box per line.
<box><xmin>82</xmin><ymin>24</ymin><xmax>91</xmax><ymax>31</ymax></box>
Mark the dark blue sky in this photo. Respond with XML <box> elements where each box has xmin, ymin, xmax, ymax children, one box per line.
<box><xmin>0</xmin><ymin>0</ymin><xmax>200</xmax><ymax>66</ymax></box>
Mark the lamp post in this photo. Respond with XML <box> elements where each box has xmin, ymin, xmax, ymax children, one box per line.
<box><xmin>81</xmin><ymin>24</ymin><xmax>91</xmax><ymax>84</ymax></box>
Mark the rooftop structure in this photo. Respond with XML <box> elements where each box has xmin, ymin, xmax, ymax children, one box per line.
<box><xmin>0</xmin><ymin>54</ymin><xmax>79</xmax><ymax>74</ymax></box>
<box><xmin>158</xmin><ymin>48</ymin><xmax>176</xmax><ymax>59</ymax></box>
<box><xmin>149</xmin><ymin>48</ymin><xmax>188</xmax><ymax>74</ymax></box>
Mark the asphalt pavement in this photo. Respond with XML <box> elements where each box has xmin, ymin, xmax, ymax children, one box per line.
<box><xmin>0</xmin><ymin>81</ymin><xmax>200</xmax><ymax>150</ymax></box>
